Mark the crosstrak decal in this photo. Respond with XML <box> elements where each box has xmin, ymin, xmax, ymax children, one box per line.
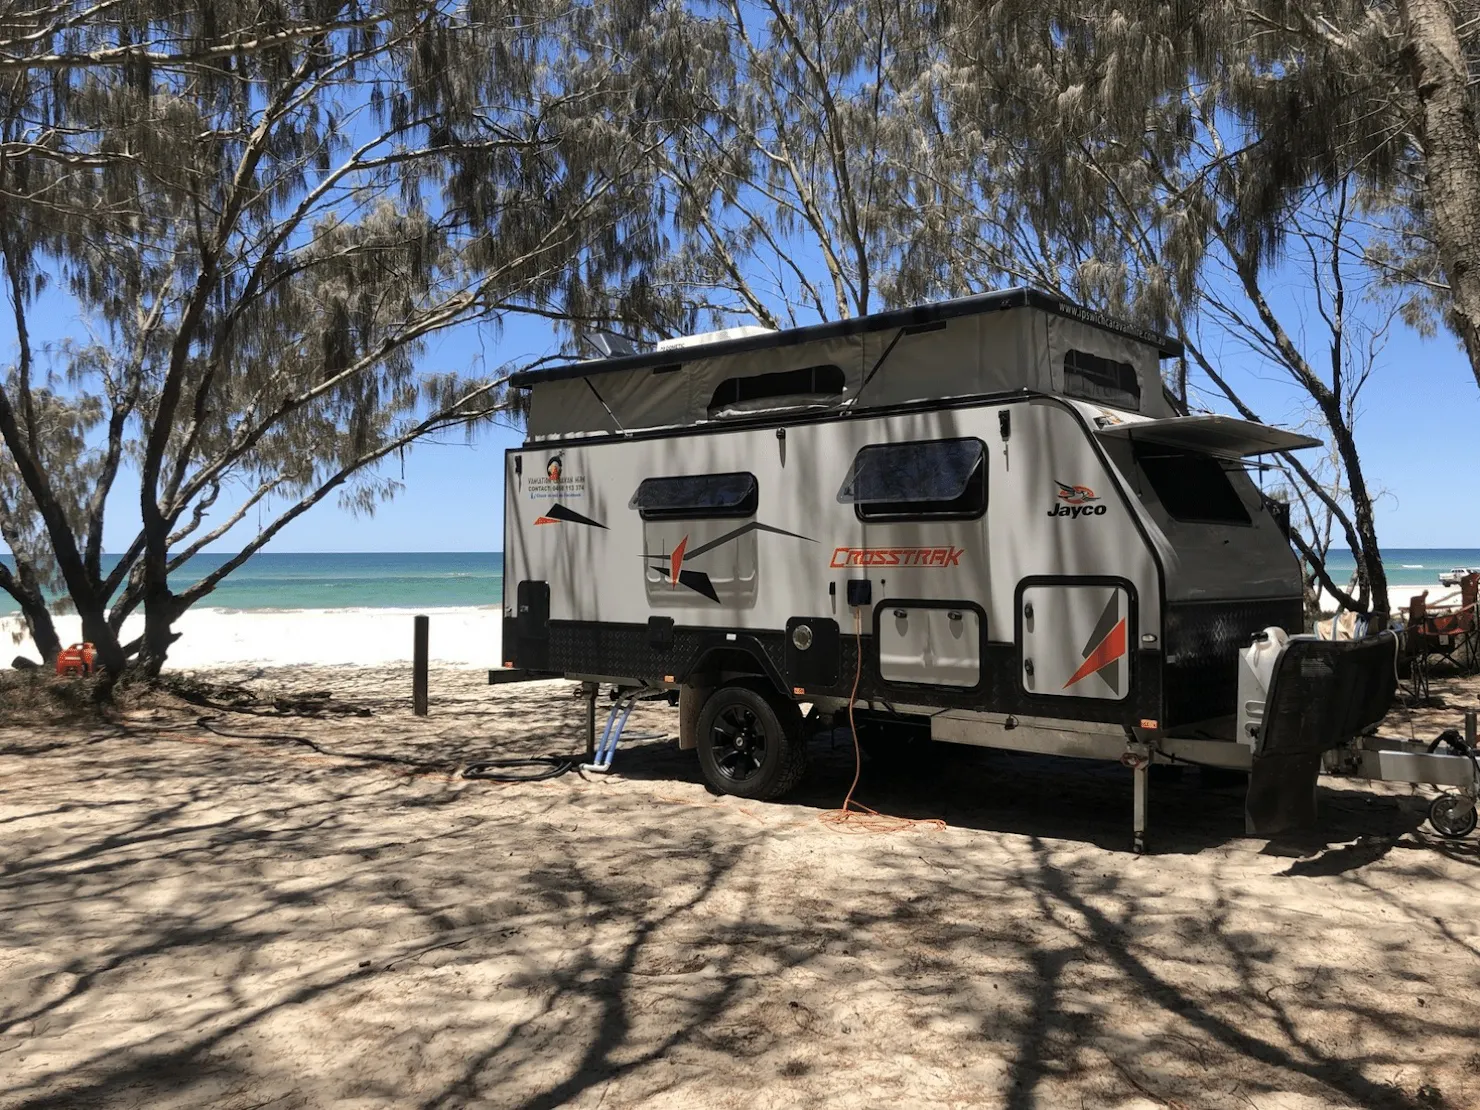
<box><xmin>829</xmin><ymin>546</ymin><xmax>964</xmax><ymax>568</ymax></box>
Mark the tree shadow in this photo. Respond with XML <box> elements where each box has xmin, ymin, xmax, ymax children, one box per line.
<box><xmin>2</xmin><ymin>674</ymin><xmax>1475</xmax><ymax>1110</ymax></box>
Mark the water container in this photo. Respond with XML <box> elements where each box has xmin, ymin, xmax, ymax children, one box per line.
<box><xmin>1236</xmin><ymin>626</ymin><xmax>1290</xmax><ymax>752</ymax></box>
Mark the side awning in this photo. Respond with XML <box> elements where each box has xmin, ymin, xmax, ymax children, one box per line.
<box><xmin>1097</xmin><ymin>415</ymin><xmax>1321</xmax><ymax>458</ymax></box>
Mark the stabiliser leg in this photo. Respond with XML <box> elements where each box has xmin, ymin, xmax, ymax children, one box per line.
<box><xmin>1122</xmin><ymin>745</ymin><xmax>1151</xmax><ymax>854</ymax></box>
<box><xmin>582</xmin><ymin>682</ymin><xmax>598</xmax><ymax>763</ymax></box>
<box><xmin>1133</xmin><ymin>763</ymin><xmax>1148</xmax><ymax>855</ymax></box>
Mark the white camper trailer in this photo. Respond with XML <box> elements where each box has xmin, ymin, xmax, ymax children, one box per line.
<box><xmin>497</xmin><ymin>289</ymin><xmax>1475</xmax><ymax>848</ymax></box>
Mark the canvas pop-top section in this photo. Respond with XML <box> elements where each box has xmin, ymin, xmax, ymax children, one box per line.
<box><xmin>512</xmin><ymin>289</ymin><xmax>1180</xmax><ymax>439</ymax></box>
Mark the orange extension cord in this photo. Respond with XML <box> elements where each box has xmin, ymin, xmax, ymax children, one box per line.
<box><xmin>819</xmin><ymin>608</ymin><xmax>945</xmax><ymax>834</ymax></box>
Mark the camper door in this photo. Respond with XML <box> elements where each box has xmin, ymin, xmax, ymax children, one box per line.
<box><xmin>836</xmin><ymin>436</ymin><xmax>987</xmax><ymax>689</ymax></box>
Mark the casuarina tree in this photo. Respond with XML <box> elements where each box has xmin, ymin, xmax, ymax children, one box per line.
<box><xmin>0</xmin><ymin>0</ymin><xmax>691</xmax><ymax>676</ymax></box>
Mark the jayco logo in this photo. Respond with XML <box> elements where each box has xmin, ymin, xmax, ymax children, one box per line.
<box><xmin>1048</xmin><ymin>480</ymin><xmax>1107</xmax><ymax>519</ymax></box>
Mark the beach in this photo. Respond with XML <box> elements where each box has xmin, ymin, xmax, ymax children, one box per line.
<box><xmin>3</xmin><ymin>587</ymin><xmax>1472</xmax><ymax>672</ymax></box>
<box><xmin>1</xmin><ymin>664</ymin><xmax>1476</xmax><ymax>1109</ymax></box>
<box><xmin>1</xmin><ymin>606</ymin><xmax>503</xmax><ymax>669</ymax></box>
<box><xmin>1318</xmin><ymin>582</ymin><xmax>1465</xmax><ymax>616</ymax></box>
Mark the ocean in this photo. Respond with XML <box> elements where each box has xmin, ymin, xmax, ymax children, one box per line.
<box><xmin>1318</xmin><ymin>548</ymin><xmax>1480</xmax><ymax>588</ymax></box>
<box><xmin>1</xmin><ymin>548</ymin><xmax>1476</xmax><ymax>614</ymax></box>
<box><xmin>0</xmin><ymin>552</ymin><xmax>504</xmax><ymax>614</ymax></box>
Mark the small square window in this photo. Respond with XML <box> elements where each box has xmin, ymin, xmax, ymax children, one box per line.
<box><xmin>630</xmin><ymin>472</ymin><xmax>759</xmax><ymax>520</ymax></box>
<box><xmin>838</xmin><ymin>438</ymin><xmax>986</xmax><ymax>520</ymax></box>
<box><xmin>1065</xmin><ymin>349</ymin><xmax>1141</xmax><ymax>410</ymax></box>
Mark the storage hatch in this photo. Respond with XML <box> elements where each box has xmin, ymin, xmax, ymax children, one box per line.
<box><xmin>878</xmin><ymin>603</ymin><xmax>981</xmax><ymax>688</ymax></box>
<box><xmin>1020</xmin><ymin>582</ymin><xmax>1132</xmax><ymax>701</ymax></box>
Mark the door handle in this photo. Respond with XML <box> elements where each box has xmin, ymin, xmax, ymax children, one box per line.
<box><xmin>947</xmin><ymin>610</ymin><xmax>962</xmax><ymax>621</ymax></box>
<box><xmin>893</xmin><ymin>609</ymin><xmax>907</xmax><ymax>619</ymax></box>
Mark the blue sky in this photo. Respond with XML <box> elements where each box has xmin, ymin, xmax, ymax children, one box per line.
<box><xmin>52</xmin><ymin>281</ymin><xmax>1479</xmax><ymax>554</ymax></box>
<box><xmin>7</xmin><ymin>265</ymin><xmax>1478</xmax><ymax>555</ymax></box>
<box><xmin>139</xmin><ymin>300</ymin><xmax>1473</xmax><ymax>555</ymax></box>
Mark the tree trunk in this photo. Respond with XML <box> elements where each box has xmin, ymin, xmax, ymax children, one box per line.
<box><xmin>0</xmin><ymin>578</ymin><xmax>61</xmax><ymax>663</ymax></box>
<box><xmin>1321</xmin><ymin>402</ymin><xmax>1390</xmax><ymax>617</ymax></box>
<box><xmin>1398</xmin><ymin>0</ymin><xmax>1480</xmax><ymax>392</ymax></box>
<box><xmin>19</xmin><ymin>600</ymin><xmax>61</xmax><ymax>663</ymax></box>
<box><xmin>137</xmin><ymin>573</ymin><xmax>180</xmax><ymax>678</ymax></box>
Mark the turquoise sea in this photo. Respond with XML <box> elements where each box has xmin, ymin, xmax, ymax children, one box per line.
<box><xmin>1</xmin><ymin>548</ymin><xmax>1476</xmax><ymax>614</ymax></box>
<box><xmin>0</xmin><ymin>552</ymin><xmax>504</xmax><ymax>614</ymax></box>
<box><xmin>1319</xmin><ymin>549</ymin><xmax>1480</xmax><ymax>589</ymax></box>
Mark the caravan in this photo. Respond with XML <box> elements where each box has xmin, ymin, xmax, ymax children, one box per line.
<box><xmin>496</xmin><ymin>289</ymin><xmax>1470</xmax><ymax>848</ymax></box>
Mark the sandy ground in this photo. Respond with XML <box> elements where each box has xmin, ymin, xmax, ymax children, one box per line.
<box><xmin>2</xmin><ymin>667</ymin><xmax>1479</xmax><ymax>1110</ymax></box>
<box><xmin>1</xmin><ymin>607</ymin><xmax>503</xmax><ymax>668</ymax></box>
<box><xmin>1317</xmin><ymin>583</ymin><xmax>1454</xmax><ymax>614</ymax></box>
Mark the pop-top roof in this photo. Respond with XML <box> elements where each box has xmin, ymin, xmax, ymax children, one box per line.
<box><xmin>508</xmin><ymin>288</ymin><xmax>1181</xmax><ymax>388</ymax></box>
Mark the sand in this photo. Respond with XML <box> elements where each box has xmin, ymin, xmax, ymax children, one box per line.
<box><xmin>1318</xmin><ymin>583</ymin><xmax>1459</xmax><ymax>615</ymax></box>
<box><xmin>1</xmin><ymin>606</ymin><xmax>503</xmax><ymax>669</ymax></box>
<box><xmin>0</xmin><ymin>582</ymin><xmax>1469</xmax><ymax>674</ymax></box>
<box><xmin>1</xmin><ymin>665</ymin><xmax>1478</xmax><ymax>1110</ymax></box>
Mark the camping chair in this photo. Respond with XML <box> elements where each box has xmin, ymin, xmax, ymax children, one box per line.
<box><xmin>1409</xmin><ymin>592</ymin><xmax>1433</xmax><ymax>700</ymax></box>
<box><xmin>1407</xmin><ymin>579</ymin><xmax>1480</xmax><ymax>686</ymax></box>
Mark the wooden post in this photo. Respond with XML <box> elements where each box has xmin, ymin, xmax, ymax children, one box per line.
<box><xmin>413</xmin><ymin>614</ymin><xmax>429</xmax><ymax>716</ymax></box>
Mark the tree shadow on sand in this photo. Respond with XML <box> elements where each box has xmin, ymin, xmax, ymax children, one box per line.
<box><xmin>1</xmin><ymin>678</ymin><xmax>1474</xmax><ymax>1110</ymax></box>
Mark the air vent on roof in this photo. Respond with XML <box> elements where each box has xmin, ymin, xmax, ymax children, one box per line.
<box><xmin>655</xmin><ymin>325</ymin><xmax>776</xmax><ymax>352</ymax></box>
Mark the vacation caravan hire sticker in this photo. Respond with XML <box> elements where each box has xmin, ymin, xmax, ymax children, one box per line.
<box><xmin>527</xmin><ymin>453</ymin><xmax>587</xmax><ymax>500</ymax></box>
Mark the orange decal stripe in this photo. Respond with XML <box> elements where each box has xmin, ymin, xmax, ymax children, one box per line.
<box><xmin>1063</xmin><ymin>617</ymin><xmax>1128</xmax><ymax>689</ymax></box>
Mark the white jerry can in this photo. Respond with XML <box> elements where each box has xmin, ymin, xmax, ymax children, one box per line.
<box><xmin>1235</xmin><ymin>626</ymin><xmax>1291</xmax><ymax>752</ymax></box>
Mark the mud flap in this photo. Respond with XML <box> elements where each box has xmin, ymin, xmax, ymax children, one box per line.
<box><xmin>1246</xmin><ymin>752</ymin><xmax>1323</xmax><ymax>835</ymax></box>
<box><xmin>1244</xmin><ymin>635</ymin><xmax>1399</xmax><ymax>836</ymax></box>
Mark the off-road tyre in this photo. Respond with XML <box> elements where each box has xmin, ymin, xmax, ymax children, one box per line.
<box><xmin>696</xmin><ymin>681</ymin><xmax>806</xmax><ymax>800</ymax></box>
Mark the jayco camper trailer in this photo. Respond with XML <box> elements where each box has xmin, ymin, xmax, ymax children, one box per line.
<box><xmin>496</xmin><ymin>289</ymin><xmax>1475</xmax><ymax>848</ymax></box>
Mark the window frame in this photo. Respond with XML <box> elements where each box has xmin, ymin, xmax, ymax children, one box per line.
<box><xmin>838</xmin><ymin>436</ymin><xmax>988</xmax><ymax>523</ymax></box>
<box><xmin>629</xmin><ymin>471</ymin><xmax>760</xmax><ymax>521</ymax></box>
<box><xmin>706</xmin><ymin>363</ymin><xmax>847</xmax><ymax>417</ymax></box>
<box><xmin>1133</xmin><ymin>444</ymin><xmax>1253</xmax><ymax>527</ymax></box>
<box><xmin>1063</xmin><ymin>348</ymin><xmax>1142</xmax><ymax>411</ymax></box>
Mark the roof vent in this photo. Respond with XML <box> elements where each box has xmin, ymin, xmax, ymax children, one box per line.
<box><xmin>655</xmin><ymin>325</ymin><xmax>776</xmax><ymax>352</ymax></box>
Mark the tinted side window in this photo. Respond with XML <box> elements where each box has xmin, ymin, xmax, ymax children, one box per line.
<box><xmin>630</xmin><ymin>472</ymin><xmax>758</xmax><ymax>520</ymax></box>
<box><xmin>1064</xmin><ymin>349</ymin><xmax>1141</xmax><ymax>410</ymax></box>
<box><xmin>838</xmin><ymin>438</ymin><xmax>986</xmax><ymax>520</ymax></box>
<box><xmin>1135</xmin><ymin>446</ymin><xmax>1251</xmax><ymax>525</ymax></box>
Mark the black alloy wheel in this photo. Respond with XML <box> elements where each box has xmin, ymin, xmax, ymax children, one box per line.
<box><xmin>695</xmin><ymin>681</ymin><xmax>807</xmax><ymax>800</ymax></box>
<box><xmin>711</xmin><ymin>702</ymin><xmax>767</xmax><ymax>783</ymax></box>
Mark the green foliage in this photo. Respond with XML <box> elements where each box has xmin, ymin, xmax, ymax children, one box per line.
<box><xmin>0</xmin><ymin>0</ymin><xmax>683</xmax><ymax>671</ymax></box>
